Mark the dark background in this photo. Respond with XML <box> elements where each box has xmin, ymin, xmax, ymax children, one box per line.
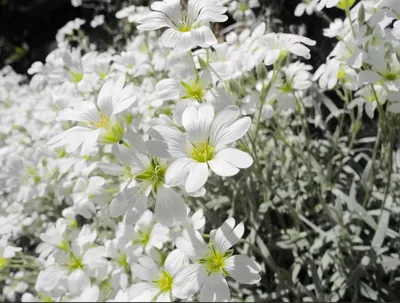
<box><xmin>0</xmin><ymin>0</ymin><xmax>348</xmax><ymax>74</ymax></box>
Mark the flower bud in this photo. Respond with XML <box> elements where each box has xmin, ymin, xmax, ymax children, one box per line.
<box><xmin>256</xmin><ymin>63</ymin><xmax>267</xmax><ymax>80</ymax></box>
<box><xmin>228</xmin><ymin>80</ymin><xmax>240</xmax><ymax>95</ymax></box>
<box><xmin>198</xmin><ymin>56</ymin><xmax>208</xmax><ymax>69</ymax></box>
<box><xmin>336</xmin><ymin>0</ymin><xmax>355</xmax><ymax>10</ymax></box>
<box><xmin>358</xmin><ymin>4</ymin><xmax>365</xmax><ymax>24</ymax></box>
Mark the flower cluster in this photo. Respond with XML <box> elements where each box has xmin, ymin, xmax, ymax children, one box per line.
<box><xmin>1</xmin><ymin>0</ymin><xmax>400</xmax><ymax>302</ymax></box>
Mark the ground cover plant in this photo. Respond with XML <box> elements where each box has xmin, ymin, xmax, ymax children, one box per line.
<box><xmin>1</xmin><ymin>0</ymin><xmax>400</xmax><ymax>301</ymax></box>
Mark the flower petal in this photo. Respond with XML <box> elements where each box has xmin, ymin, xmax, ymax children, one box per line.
<box><xmin>213</xmin><ymin>218</ymin><xmax>244</xmax><ymax>253</ymax></box>
<box><xmin>165</xmin><ymin>157</ymin><xmax>193</xmax><ymax>187</ymax></box>
<box><xmin>199</xmin><ymin>273</ymin><xmax>230</xmax><ymax>302</ymax></box>
<box><xmin>68</xmin><ymin>269</ymin><xmax>90</xmax><ymax>295</ymax></box>
<box><xmin>224</xmin><ymin>255</ymin><xmax>262</xmax><ymax>284</ymax></box>
<box><xmin>208</xmin><ymin>158</ymin><xmax>239</xmax><ymax>177</ymax></box>
<box><xmin>192</xmin><ymin>26</ymin><xmax>218</xmax><ymax>47</ymax></box>
<box><xmin>215</xmin><ymin>148</ymin><xmax>253</xmax><ymax>169</ymax></box>
<box><xmin>182</xmin><ymin>104</ymin><xmax>214</xmax><ymax>145</ymax></box>
<box><xmin>155</xmin><ymin>187</ymin><xmax>187</xmax><ymax>227</ymax></box>
<box><xmin>173</xmin><ymin>263</ymin><xmax>207</xmax><ymax>299</ymax></box>
<box><xmin>175</xmin><ymin>228</ymin><xmax>208</xmax><ymax>260</ymax></box>
<box><xmin>164</xmin><ymin>249</ymin><xmax>185</xmax><ymax>276</ymax></box>
<box><xmin>110</xmin><ymin>187</ymin><xmax>137</xmax><ymax>218</ymax></box>
<box><xmin>185</xmin><ymin>162</ymin><xmax>209</xmax><ymax>193</ymax></box>
<box><xmin>213</xmin><ymin>117</ymin><xmax>252</xmax><ymax>150</ymax></box>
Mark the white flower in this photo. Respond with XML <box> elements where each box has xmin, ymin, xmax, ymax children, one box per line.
<box><xmin>358</xmin><ymin>45</ymin><xmax>400</xmax><ymax>90</ymax></box>
<box><xmin>317</xmin><ymin>0</ymin><xmax>355</xmax><ymax>10</ymax></box>
<box><xmin>0</xmin><ymin>236</ymin><xmax>22</xmax><ymax>270</ymax></box>
<box><xmin>129</xmin><ymin>249</ymin><xmax>186</xmax><ymax>301</ymax></box>
<box><xmin>228</xmin><ymin>0</ymin><xmax>259</xmax><ymax>23</ymax></box>
<box><xmin>109</xmin><ymin>131</ymin><xmax>188</xmax><ymax>227</ymax></box>
<box><xmin>71</xmin><ymin>176</ymin><xmax>106</xmax><ymax>219</ymax></box>
<box><xmin>393</xmin><ymin>21</ymin><xmax>400</xmax><ymax>40</ymax></box>
<box><xmin>105</xmin><ymin>234</ymin><xmax>142</xmax><ymax>290</ymax></box>
<box><xmin>90</xmin><ymin>15</ymin><xmax>105</xmax><ymax>28</ymax></box>
<box><xmin>112</xmin><ymin>51</ymin><xmax>149</xmax><ymax>77</ymax></box>
<box><xmin>240</xmin><ymin>90</ymin><xmax>273</xmax><ymax>119</ymax></box>
<box><xmin>197</xmin><ymin>43</ymin><xmax>242</xmax><ymax>81</ymax></box>
<box><xmin>171</xmin><ymin>208</ymin><xmax>206</xmax><ymax>243</ymax></box>
<box><xmin>323</xmin><ymin>18</ymin><xmax>347</xmax><ymax>38</ymax></box>
<box><xmin>138</xmin><ymin>0</ymin><xmax>228</xmax><ymax>51</ymax></box>
<box><xmin>70</xmin><ymin>285</ymin><xmax>100</xmax><ymax>302</ymax></box>
<box><xmin>148</xmin><ymin>104</ymin><xmax>253</xmax><ymax>194</ymax></box>
<box><xmin>348</xmin><ymin>85</ymin><xmax>387</xmax><ymax>119</ymax></box>
<box><xmin>116</xmin><ymin>5</ymin><xmax>151</xmax><ymax>23</ymax></box>
<box><xmin>71</xmin><ymin>0</ymin><xmax>82</xmax><ymax>7</ymax></box>
<box><xmin>116</xmin><ymin>5</ymin><xmax>137</xmax><ymax>19</ymax></box>
<box><xmin>3</xmin><ymin>271</ymin><xmax>29</xmax><ymax>302</ymax></box>
<box><xmin>157</xmin><ymin>69</ymin><xmax>212</xmax><ymax>103</ymax></box>
<box><xmin>173</xmin><ymin>218</ymin><xmax>261</xmax><ymax>301</ymax></box>
<box><xmin>268</xmin><ymin>62</ymin><xmax>313</xmax><ymax>111</ymax></box>
<box><xmin>253</xmin><ymin>33</ymin><xmax>316</xmax><ymax>66</ymax></box>
<box><xmin>48</xmin><ymin>75</ymin><xmax>136</xmax><ymax>155</ymax></box>
<box><xmin>124</xmin><ymin>210</ymin><xmax>170</xmax><ymax>253</ymax></box>
<box><xmin>37</xmin><ymin>226</ymin><xmax>108</xmax><ymax>297</ymax></box>
<box><xmin>295</xmin><ymin>0</ymin><xmax>318</xmax><ymax>16</ymax></box>
<box><xmin>39</xmin><ymin>218</ymin><xmax>69</xmax><ymax>254</ymax></box>
<box><xmin>317</xmin><ymin>0</ymin><xmax>340</xmax><ymax>10</ymax></box>
<box><xmin>59</xmin><ymin>49</ymin><xmax>100</xmax><ymax>92</ymax></box>
<box><xmin>314</xmin><ymin>58</ymin><xmax>358</xmax><ymax>91</ymax></box>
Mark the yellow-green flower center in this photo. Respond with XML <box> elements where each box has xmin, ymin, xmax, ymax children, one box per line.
<box><xmin>153</xmin><ymin>270</ymin><xmax>174</xmax><ymax>293</ymax></box>
<box><xmin>239</xmin><ymin>3</ymin><xmax>248</xmax><ymax>11</ymax></box>
<box><xmin>191</xmin><ymin>142</ymin><xmax>215</xmax><ymax>163</ymax></box>
<box><xmin>178</xmin><ymin>24</ymin><xmax>191</xmax><ymax>32</ymax></box>
<box><xmin>71</xmin><ymin>71</ymin><xmax>83</xmax><ymax>83</ymax></box>
<box><xmin>26</xmin><ymin>167</ymin><xmax>41</xmax><ymax>184</ymax></box>
<box><xmin>135</xmin><ymin>158</ymin><xmax>167</xmax><ymax>193</ymax></box>
<box><xmin>337</xmin><ymin>68</ymin><xmax>346</xmax><ymax>80</ymax></box>
<box><xmin>99</xmin><ymin>72</ymin><xmax>108</xmax><ymax>80</ymax></box>
<box><xmin>198</xmin><ymin>245</ymin><xmax>232</xmax><ymax>275</ymax></box>
<box><xmin>69</xmin><ymin>255</ymin><xmax>84</xmax><ymax>271</ymax></box>
<box><xmin>89</xmin><ymin>113</ymin><xmax>125</xmax><ymax>144</ymax></box>
<box><xmin>279</xmin><ymin>50</ymin><xmax>290</xmax><ymax>61</ymax></box>
<box><xmin>123</xmin><ymin>166</ymin><xmax>133</xmax><ymax>179</ymax></box>
<box><xmin>0</xmin><ymin>256</ymin><xmax>7</xmax><ymax>270</ymax></box>
<box><xmin>92</xmin><ymin>112</ymin><xmax>111</xmax><ymax>129</ymax></box>
<box><xmin>57</xmin><ymin>148</ymin><xmax>67</xmax><ymax>158</ymax></box>
<box><xmin>116</xmin><ymin>252</ymin><xmax>128</xmax><ymax>268</ymax></box>
<box><xmin>42</xmin><ymin>296</ymin><xmax>53</xmax><ymax>303</ymax></box>
<box><xmin>134</xmin><ymin>230</ymin><xmax>151</xmax><ymax>246</ymax></box>
<box><xmin>181</xmin><ymin>77</ymin><xmax>205</xmax><ymax>102</ymax></box>
<box><xmin>58</xmin><ymin>239</ymin><xmax>70</xmax><ymax>252</ymax></box>
<box><xmin>177</xmin><ymin>15</ymin><xmax>191</xmax><ymax>32</ymax></box>
<box><xmin>384</xmin><ymin>72</ymin><xmax>399</xmax><ymax>81</ymax></box>
<box><xmin>69</xmin><ymin>220</ymin><xmax>78</xmax><ymax>229</ymax></box>
<box><xmin>280</xmin><ymin>82</ymin><xmax>292</xmax><ymax>93</ymax></box>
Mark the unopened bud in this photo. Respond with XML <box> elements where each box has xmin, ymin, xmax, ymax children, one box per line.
<box><xmin>198</xmin><ymin>56</ymin><xmax>208</xmax><ymax>69</ymax></box>
<box><xmin>228</xmin><ymin>80</ymin><xmax>240</xmax><ymax>95</ymax></box>
<box><xmin>337</xmin><ymin>0</ymin><xmax>355</xmax><ymax>10</ymax></box>
<box><xmin>256</xmin><ymin>63</ymin><xmax>267</xmax><ymax>80</ymax></box>
<box><xmin>358</xmin><ymin>4</ymin><xmax>365</xmax><ymax>24</ymax></box>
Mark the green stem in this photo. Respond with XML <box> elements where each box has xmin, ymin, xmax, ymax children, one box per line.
<box><xmin>362</xmin><ymin>128</ymin><xmax>381</xmax><ymax>208</ymax></box>
<box><xmin>345</xmin><ymin>8</ymin><xmax>356</xmax><ymax>38</ymax></box>
<box><xmin>381</xmin><ymin>122</ymin><xmax>395</xmax><ymax>210</ymax></box>
<box><xmin>254</xmin><ymin>67</ymin><xmax>279</xmax><ymax>144</ymax></box>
